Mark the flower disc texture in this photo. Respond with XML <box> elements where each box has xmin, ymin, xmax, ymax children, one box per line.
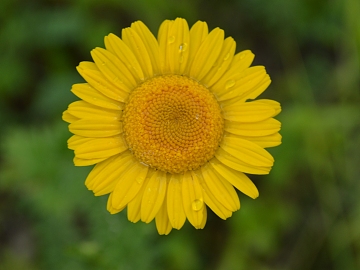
<box><xmin>63</xmin><ymin>18</ymin><xmax>282</xmax><ymax>235</ymax></box>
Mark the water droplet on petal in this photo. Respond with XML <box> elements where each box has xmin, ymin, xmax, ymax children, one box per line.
<box><xmin>168</xmin><ymin>36</ymin><xmax>175</xmax><ymax>44</ymax></box>
<box><xmin>240</xmin><ymin>52</ymin><xmax>247</xmax><ymax>60</ymax></box>
<box><xmin>225</xmin><ymin>80</ymin><xmax>236</xmax><ymax>90</ymax></box>
<box><xmin>179</xmin><ymin>43</ymin><xmax>188</xmax><ymax>52</ymax></box>
<box><xmin>136</xmin><ymin>175</ymin><xmax>145</xmax><ymax>184</ymax></box>
<box><xmin>113</xmin><ymin>76</ymin><xmax>123</xmax><ymax>84</ymax></box>
<box><xmin>192</xmin><ymin>199</ymin><xmax>204</xmax><ymax>211</ymax></box>
<box><xmin>223</xmin><ymin>53</ymin><xmax>230</xmax><ymax>61</ymax></box>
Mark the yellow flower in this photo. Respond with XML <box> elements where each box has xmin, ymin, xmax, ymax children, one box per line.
<box><xmin>62</xmin><ymin>18</ymin><xmax>281</xmax><ymax>235</ymax></box>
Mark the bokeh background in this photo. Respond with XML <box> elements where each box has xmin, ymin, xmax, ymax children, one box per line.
<box><xmin>1</xmin><ymin>0</ymin><xmax>359</xmax><ymax>269</ymax></box>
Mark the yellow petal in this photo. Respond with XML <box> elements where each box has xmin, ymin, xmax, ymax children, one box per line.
<box><xmin>77</xmin><ymin>61</ymin><xmax>130</xmax><ymax>102</ymax></box>
<box><xmin>224</xmin><ymin>118</ymin><xmax>281</xmax><ymax>137</ymax></box>
<box><xmin>158</xmin><ymin>19</ymin><xmax>174</xmax><ymax>74</ymax></box>
<box><xmin>69</xmin><ymin>119</ymin><xmax>122</xmax><ymax>138</ymax></box>
<box><xmin>130</xmin><ymin>21</ymin><xmax>161</xmax><ymax>75</ymax></box>
<box><xmin>73</xmin><ymin>156</ymin><xmax>106</xmax><ymax>166</ymax></box>
<box><xmin>222</xmin><ymin>100</ymin><xmax>278</xmax><ymax>122</ymax></box>
<box><xmin>210</xmin><ymin>53</ymin><xmax>257</xmax><ymax>84</ymax></box>
<box><xmin>221</xmin><ymin>136</ymin><xmax>274</xmax><ymax>167</ymax></box>
<box><xmin>201</xmin><ymin>163</ymin><xmax>240</xmax><ymax>211</ymax></box>
<box><xmin>201</xmin><ymin>37</ymin><xmax>236</xmax><ymax>87</ymax></box>
<box><xmin>219</xmin><ymin>75</ymin><xmax>270</xmax><ymax>106</ymax></box>
<box><xmin>210</xmin><ymin>50</ymin><xmax>255</xmax><ymax>98</ymax></box>
<box><xmin>229</xmin><ymin>50</ymin><xmax>255</xmax><ymax>73</ymax></box>
<box><xmin>240</xmin><ymin>76</ymin><xmax>272</xmax><ymax>101</ymax></box>
<box><xmin>209</xmin><ymin>159</ymin><xmax>259</xmax><ymax>199</ymax></box>
<box><xmin>182</xmin><ymin>171</ymin><xmax>205</xmax><ymax>229</ymax></box>
<box><xmin>232</xmin><ymin>132</ymin><xmax>282</xmax><ymax>148</ymax></box>
<box><xmin>191</xmin><ymin>170</ymin><xmax>232</xmax><ymax>220</ymax></box>
<box><xmin>184</xmin><ymin>20</ymin><xmax>208</xmax><ymax>75</ymax></box>
<box><xmin>107</xmin><ymin>192</ymin><xmax>126</xmax><ymax>214</ymax></box>
<box><xmin>77</xmin><ymin>61</ymin><xmax>96</xmax><ymax>70</ymax></box>
<box><xmin>167</xmin><ymin>174</ymin><xmax>186</xmax><ymax>230</ymax></box>
<box><xmin>213</xmin><ymin>66</ymin><xmax>267</xmax><ymax>101</ymax></box>
<box><xmin>90</xmin><ymin>154</ymin><xmax>134</xmax><ymax>196</ymax></box>
<box><xmin>71</xmin><ymin>83</ymin><xmax>124</xmax><ymax>110</ymax></box>
<box><xmin>215</xmin><ymin>148</ymin><xmax>271</xmax><ymax>175</ymax></box>
<box><xmin>85</xmin><ymin>152</ymin><xmax>132</xmax><ymax>190</ymax></box>
<box><xmin>127</xmin><ymin>175</ymin><xmax>149</xmax><ymax>223</ymax></box>
<box><xmin>199</xmin><ymin>205</ymin><xmax>207</xmax><ymax>229</ymax></box>
<box><xmin>141</xmin><ymin>170</ymin><xmax>167</xmax><ymax>223</ymax></box>
<box><xmin>74</xmin><ymin>135</ymin><xmax>127</xmax><ymax>160</ymax></box>
<box><xmin>155</xmin><ymin>189</ymin><xmax>172</xmax><ymax>235</ymax></box>
<box><xmin>91</xmin><ymin>48</ymin><xmax>137</xmax><ymax>91</ymax></box>
<box><xmin>166</xmin><ymin>18</ymin><xmax>190</xmax><ymax>75</ymax></box>
<box><xmin>256</xmin><ymin>99</ymin><xmax>281</xmax><ymax>116</ymax></box>
<box><xmin>104</xmin><ymin>33</ymin><xmax>145</xmax><ymax>81</ymax></box>
<box><xmin>62</xmin><ymin>110</ymin><xmax>79</xmax><ymax>124</ymax></box>
<box><xmin>67</xmin><ymin>101</ymin><xmax>122</xmax><ymax>120</ymax></box>
<box><xmin>111</xmin><ymin>161</ymin><xmax>149</xmax><ymax>209</ymax></box>
<box><xmin>122</xmin><ymin>27</ymin><xmax>153</xmax><ymax>79</ymax></box>
<box><xmin>189</xmin><ymin>27</ymin><xmax>224</xmax><ymax>81</ymax></box>
<box><xmin>67</xmin><ymin>135</ymin><xmax>93</xmax><ymax>150</ymax></box>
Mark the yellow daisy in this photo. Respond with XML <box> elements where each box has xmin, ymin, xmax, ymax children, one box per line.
<box><xmin>62</xmin><ymin>18</ymin><xmax>281</xmax><ymax>235</ymax></box>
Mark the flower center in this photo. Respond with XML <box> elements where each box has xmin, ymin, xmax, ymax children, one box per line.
<box><xmin>123</xmin><ymin>75</ymin><xmax>224</xmax><ymax>174</ymax></box>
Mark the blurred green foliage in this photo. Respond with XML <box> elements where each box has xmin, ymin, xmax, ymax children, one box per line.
<box><xmin>1</xmin><ymin>0</ymin><xmax>359</xmax><ymax>269</ymax></box>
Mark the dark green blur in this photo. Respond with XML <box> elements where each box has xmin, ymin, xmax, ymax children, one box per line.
<box><xmin>0</xmin><ymin>0</ymin><xmax>359</xmax><ymax>269</ymax></box>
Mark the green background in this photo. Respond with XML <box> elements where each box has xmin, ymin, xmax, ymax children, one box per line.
<box><xmin>1</xmin><ymin>0</ymin><xmax>359</xmax><ymax>269</ymax></box>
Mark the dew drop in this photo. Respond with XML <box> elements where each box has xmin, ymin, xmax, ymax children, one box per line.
<box><xmin>192</xmin><ymin>199</ymin><xmax>204</xmax><ymax>211</ymax></box>
<box><xmin>179</xmin><ymin>43</ymin><xmax>188</xmax><ymax>52</ymax></box>
<box><xmin>168</xmin><ymin>36</ymin><xmax>175</xmax><ymax>44</ymax></box>
<box><xmin>113</xmin><ymin>77</ymin><xmax>123</xmax><ymax>84</ymax></box>
<box><xmin>240</xmin><ymin>52</ymin><xmax>247</xmax><ymax>60</ymax></box>
<box><xmin>223</xmin><ymin>53</ymin><xmax>230</xmax><ymax>61</ymax></box>
<box><xmin>101</xmin><ymin>61</ymin><xmax>106</xmax><ymax>66</ymax></box>
<box><xmin>136</xmin><ymin>176</ymin><xmax>144</xmax><ymax>184</ymax></box>
<box><xmin>225</xmin><ymin>80</ymin><xmax>236</xmax><ymax>89</ymax></box>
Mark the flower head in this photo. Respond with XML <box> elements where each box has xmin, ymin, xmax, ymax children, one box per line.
<box><xmin>63</xmin><ymin>18</ymin><xmax>281</xmax><ymax>235</ymax></box>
